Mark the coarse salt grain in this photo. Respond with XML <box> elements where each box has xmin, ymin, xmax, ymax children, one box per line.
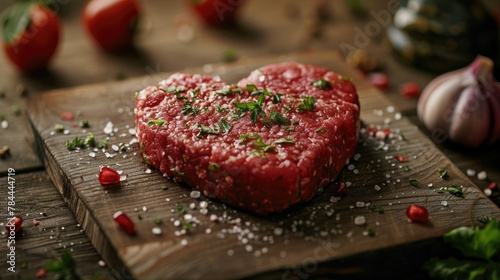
<box><xmin>477</xmin><ymin>171</ymin><xmax>487</xmax><ymax>180</ymax></box>
<box><xmin>484</xmin><ymin>188</ymin><xmax>492</xmax><ymax>196</ymax></box>
<box><xmin>441</xmin><ymin>201</ymin><xmax>448</xmax><ymax>207</ymax></box>
<box><xmin>273</xmin><ymin>227</ymin><xmax>283</xmax><ymax>236</ymax></box>
<box><xmin>466</xmin><ymin>169</ymin><xmax>476</xmax><ymax>177</ymax></box>
<box><xmin>181</xmin><ymin>239</ymin><xmax>188</xmax><ymax>246</ymax></box>
<box><xmin>98</xmin><ymin>260</ymin><xmax>106</xmax><ymax>267</ymax></box>
<box><xmin>356</xmin><ymin>201</ymin><xmax>365</xmax><ymax>208</ymax></box>
<box><xmin>152</xmin><ymin>227</ymin><xmax>162</xmax><ymax>235</ymax></box>
<box><xmin>354</xmin><ymin>216</ymin><xmax>366</xmax><ymax>226</ymax></box>
<box><xmin>374</xmin><ymin>184</ymin><xmax>381</xmax><ymax>191</ymax></box>
<box><xmin>190</xmin><ymin>191</ymin><xmax>201</xmax><ymax>198</ymax></box>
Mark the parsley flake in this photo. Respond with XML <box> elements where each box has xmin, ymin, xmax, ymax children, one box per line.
<box><xmin>275</xmin><ymin>137</ymin><xmax>295</xmax><ymax>144</ymax></box>
<box><xmin>437</xmin><ymin>185</ymin><xmax>464</xmax><ymax>198</ymax></box>
<box><xmin>311</xmin><ymin>79</ymin><xmax>333</xmax><ymax>90</ymax></box>
<box><xmin>270</xmin><ymin>110</ymin><xmax>291</xmax><ymax>125</ymax></box>
<box><xmin>297</xmin><ymin>96</ymin><xmax>317</xmax><ymax>112</ymax></box>
<box><xmin>147</xmin><ymin>120</ymin><xmax>165</xmax><ymax>126</ymax></box>
<box><xmin>181</xmin><ymin>103</ymin><xmax>200</xmax><ymax>116</ymax></box>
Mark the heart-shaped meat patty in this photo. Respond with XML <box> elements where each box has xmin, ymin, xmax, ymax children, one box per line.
<box><xmin>135</xmin><ymin>62</ymin><xmax>360</xmax><ymax>214</ymax></box>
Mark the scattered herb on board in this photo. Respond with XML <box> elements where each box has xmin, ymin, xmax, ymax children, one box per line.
<box><xmin>437</xmin><ymin>168</ymin><xmax>448</xmax><ymax>179</ymax></box>
<box><xmin>409</xmin><ymin>178</ymin><xmax>418</xmax><ymax>187</ymax></box>
<box><xmin>43</xmin><ymin>251</ymin><xmax>79</xmax><ymax>280</ymax></box>
<box><xmin>176</xmin><ymin>204</ymin><xmax>186</xmax><ymax>216</ymax></box>
<box><xmin>79</xmin><ymin>120</ymin><xmax>90</xmax><ymax>128</ymax></box>
<box><xmin>437</xmin><ymin>185</ymin><xmax>464</xmax><ymax>198</ymax></box>
<box><xmin>424</xmin><ymin>220</ymin><xmax>500</xmax><ymax>280</ymax></box>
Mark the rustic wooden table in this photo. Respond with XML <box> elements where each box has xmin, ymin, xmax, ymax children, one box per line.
<box><xmin>1</xmin><ymin>1</ymin><xmax>499</xmax><ymax>279</ymax></box>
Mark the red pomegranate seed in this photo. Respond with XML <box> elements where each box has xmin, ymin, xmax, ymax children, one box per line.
<box><xmin>36</xmin><ymin>268</ymin><xmax>47</xmax><ymax>278</ymax></box>
<box><xmin>406</xmin><ymin>205</ymin><xmax>429</xmax><ymax>222</ymax></box>
<box><xmin>113</xmin><ymin>211</ymin><xmax>135</xmax><ymax>235</ymax></box>
<box><xmin>381</xmin><ymin>127</ymin><xmax>391</xmax><ymax>136</ymax></box>
<box><xmin>400</xmin><ymin>82</ymin><xmax>421</xmax><ymax>98</ymax></box>
<box><xmin>367</xmin><ymin>72</ymin><xmax>390</xmax><ymax>90</ymax></box>
<box><xmin>333</xmin><ymin>182</ymin><xmax>347</xmax><ymax>197</ymax></box>
<box><xmin>394</xmin><ymin>154</ymin><xmax>409</xmax><ymax>163</ymax></box>
<box><xmin>98</xmin><ymin>166</ymin><xmax>121</xmax><ymax>186</ymax></box>
<box><xmin>60</xmin><ymin>111</ymin><xmax>75</xmax><ymax>121</ymax></box>
<box><xmin>488</xmin><ymin>182</ymin><xmax>497</xmax><ymax>190</ymax></box>
<box><xmin>366</xmin><ymin>126</ymin><xmax>378</xmax><ymax>137</ymax></box>
<box><xmin>5</xmin><ymin>216</ymin><xmax>23</xmax><ymax>233</ymax></box>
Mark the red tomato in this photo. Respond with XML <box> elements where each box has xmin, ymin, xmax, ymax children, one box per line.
<box><xmin>406</xmin><ymin>205</ymin><xmax>429</xmax><ymax>222</ymax></box>
<box><xmin>99</xmin><ymin>166</ymin><xmax>121</xmax><ymax>186</ymax></box>
<box><xmin>6</xmin><ymin>216</ymin><xmax>23</xmax><ymax>233</ymax></box>
<box><xmin>82</xmin><ymin>0</ymin><xmax>141</xmax><ymax>52</ymax></box>
<box><xmin>1</xmin><ymin>3</ymin><xmax>60</xmax><ymax>73</ymax></box>
<box><xmin>187</xmin><ymin>0</ymin><xmax>245</xmax><ymax>27</ymax></box>
<box><xmin>400</xmin><ymin>82</ymin><xmax>421</xmax><ymax>98</ymax></box>
<box><xmin>367</xmin><ymin>72</ymin><xmax>390</xmax><ymax>90</ymax></box>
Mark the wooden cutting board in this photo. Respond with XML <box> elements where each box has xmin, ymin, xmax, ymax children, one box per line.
<box><xmin>25</xmin><ymin>51</ymin><xmax>500</xmax><ymax>279</ymax></box>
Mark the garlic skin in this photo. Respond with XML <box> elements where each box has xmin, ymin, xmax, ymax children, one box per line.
<box><xmin>418</xmin><ymin>56</ymin><xmax>500</xmax><ymax>147</ymax></box>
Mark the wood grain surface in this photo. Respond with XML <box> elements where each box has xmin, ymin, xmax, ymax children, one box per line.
<box><xmin>24</xmin><ymin>52</ymin><xmax>500</xmax><ymax>279</ymax></box>
<box><xmin>0</xmin><ymin>171</ymin><xmax>114</xmax><ymax>279</ymax></box>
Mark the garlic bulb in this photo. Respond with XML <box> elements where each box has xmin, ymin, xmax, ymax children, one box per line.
<box><xmin>417</xmin><ymin>56</ymin><xmax>500</xmax><ymax>147</ymax></box>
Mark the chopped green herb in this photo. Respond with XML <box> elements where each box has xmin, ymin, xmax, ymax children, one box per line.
<box><xmin>215</xmin><ymin>106</ymin><xmax>227</xmax><ymax>113</ymax></box>
<box><xmin>261</xmin><ymin>117</ymin><xmax>272</xmax><ymax>128</ymax></box>
<box><xmin>253</xmin><ymin>139</ymin><xmax>275</xmax><ymax>152</ymax></box>
<box><xmin>147</xmin><ymin>119</ymin><xmax>166</xmax><ymax>126</ymax></box>
<box><xmin>189</xmin><ymin>88</ymin><xmax>200</xmax><ymax>99</ymax></box>
<box><xmin>311</xmin><ymin>79</ymin><xmax>333</xmax><ymax>90</ymax></box>
<box><xmin>409</xmin><ymin>178</ymin><xmax>418</xmax><ymax>187</ymax></box>
<box><xmin>293</xmin><ymin>120</ymin><xmax>299</xmax><ymax>125</ymax></box>
<box><xmin>341</xmin><ymin>76</ymin><xmax>353</xmax><ymax>82</ymax></box>
<box><xmin>163</xmin><ymin>85</ymin><xmax>185</xmax><ymax>93</ymax></box>
<box><xmin>161</xmin><ymin>185</ymin><xmax>168</xmax><ymax>190</ymax></box>
<box><xmin>66</xmin><ymin>136</ymin><xmax>85</xmax><ymax>150</ymax></box>
<box><xmin>437</xmin><ymin>185</ymin><xmax>464</xmax><ymax>198</ymax></box>
<box><xmin>208</xmin><ymin>163</ymin><xmax>221</xmax><ymax>172</ymax></box>
<box><xmin>153</xmin><ymin>218</ymin><xmax>162</xmax><ymax>225</ymax></box>
<box><xmin>44</xmin><ymin>251</ymin><xmax>79</xmax><ymax>279</ymax></box>
<box><xmin>218</xmin><ymin>118</ymin><xmax>231</xmax><ymax>134</ymax></box>
<box><xmin>175</xmin><ymin>92</ymin><xmax>189</xmax><ymax>102</ymax></box>
<box><xmin>272</xmin><ymin>93</ymin><xmax>283</xmax><ymax>104</ymax></box>
<box><xmin>176</xmin><ymin>204</ymin><xmax>186</xmax><ymax>216</ymax></box>
<box><xmin>368</xmin><ymin>205</ymin><xmax>385</xmax><ymax>214</ymax></box>
<box><xmin>183</xmin><ymin>221</ymin><xmax>192</xmax><ymax>230</ymax></box>
<box><xmin>402</xmin><ymin>164</ymin><xmax>412</xmax><ymax>171</ymax></box>
<box><xmin>215</xmin><ymin>88</ymin><xmax>234</xmax><ymax>96</ymax></box>
<box><xmin>181</xmin><ymin>103</ymin><xmax>200</xmax><ymax>116</ymax></box>
<box><xmin>315</xmin><ymin>127</ymin><xmax>328</xmax><ymax>133</ymax></box>
<box><xmin>54</xmin><ymin>124</ymin><xmax>64</xmax><ymax>133</ymax></box>
<box><xmin>275</xmin><ymin>137</ymin><xmax>295</xmax><ymax>144</ymax></box>
<box><xmin>11</xmin><ymin>105</ymin><xmax>20</xmax><ymax>116</ymax></box>
<box><xmin>138</xmin><ymin>214</ymin><xmax>143</xmax><ymax>220</ymax></box>
<box><xmin>239</xmin><ymin>133</ymin><xmax>261</xmax><ymax>144</ymax></box>
<box><xmin>134</xmin><ymin>91</ymin><xmax>139</xmax><ymax>98</ymax></box>
<box><xmin>282</xmin><ymin>126</ymin><xmax>295</xmax><ymax>132</ymax></box>
<box><xmin>223</xmin><ymin>47</ymin><xmax>238</xmax><ymax>62</ymax></box>
<box><xmin>233</xmin><ymin>100</ymin><xmax>264</xmax><ymax>123</ymax></box>
<box><xmin>97</xmin><ymin>140</ymin><xmax>108</xmax><ymax>149</ymax></box>
<box><xmin>197</xmin><ymin>124</ymin><xmax>220</xmax><ymax>138</ymax></box>
<box><xmin>297</xmin><ymin>96</ymin><xmax>317</xmax><ymax>112</ymax></box>
<box><xmin>270</xmin><ymin>110</ymin><xmax>291</xmax><ymax>125</ymax></box>
<box><xmin>317</xmin><ymin>187</ymin><xmax>324</xmax><ymax>194</ymax></box>
<box><xmin>367</xmin><ymin>227</ymin><xmax>376</xmax><ymax>237</ymax></box>
<box><xmin>283</xmin><ymin>104</ymin><xmax>294</xmax><ymax>114</ymax></box>
<box><xmin>437</xmin><ymin>168</ymin><xmax>448</xmax><ymax>178</ymax></box>
<box><xmin>246</xmin><ymin>84</ymin><xmax>258</xmax><ymax>92</ymax></box>
<box><xmin>232</xmin><ymin>85</ymin><xmax>244</xmax><ymax>95</ymax></box>
<box><xmin>79</xmin><ymin>120</ymin><xmax>90</xmax><ymax>128</ymax></box>
<box><xmin>84</xmin><ymin>133</ymin><xmax>96</xmax><ymax>147</ymax></box>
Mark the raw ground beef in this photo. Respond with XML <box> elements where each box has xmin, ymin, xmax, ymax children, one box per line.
<box><xmin>135</xmin><ymin>62</ymin><xmax>360</xmax><ymax>214</ymax></box>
